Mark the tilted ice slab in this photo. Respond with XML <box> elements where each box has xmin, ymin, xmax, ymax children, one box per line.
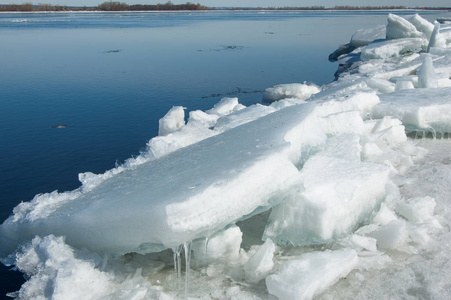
<box><xmin>386</xmin><ymin>13</ymin><xmax>425</xmax><ymax>40</ymax></box>
<box><xmin>361</xmin><ymin>38</ymin><xmax>428</xmax><ymax>61</ymax></box>
<box><xmin>406</xmin><ymin>14</ymin><xmax>434</xmax><ymax>39</ymax></box>
<box><xmin>372</xmin><ymin>87</ymin><xmax>451</xmax><ymax>134</ymax></box>
<box><xmin>0</xmin><ymin>102</ymin><xmax>327</xmax><ymax>256</ymax></box>
<box><xmin>350</xmin><ymin>25</ymin><xmax>386</xmax><ymax>47</ymax></box>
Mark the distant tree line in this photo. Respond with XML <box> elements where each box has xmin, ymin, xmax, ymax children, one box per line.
<box><xmin>0</xmin><ymin>3</ymin><xmax>74</xmax><ymax>11</ymax></box>
<box><xmin>0</xmin><ymin>2</ymin><xmax>209</xmax><ymax>12</ymax></box>
<box><xmin>212</xmin><ymin>5</ymin><xmax>449</xmax><ymax>11</ymax></box>
<box><xmin>97</xmin><ymin>1</ymin><xmax>209</xmax><ymax>11</ymax></box>
<box><xmin>0</xmin><ymin>3</ymin><xmax>448</xmax><ymax>12</ymax></box>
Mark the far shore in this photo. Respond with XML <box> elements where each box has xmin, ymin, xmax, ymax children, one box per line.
<box><xmin>0</xmin><ymin>5</ymin><xmax>450</xmax><ymax>13</ymax></box>
<box><xmin>1</xmin><ymin>8</ymin><xmax>450</xmax><ymax>13</ymax></box>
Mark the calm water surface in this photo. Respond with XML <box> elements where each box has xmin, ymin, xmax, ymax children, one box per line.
<box><xmin>0</xmin><ymin>10</ymin><xmax>450</xmax><ymax>297</ymax></box>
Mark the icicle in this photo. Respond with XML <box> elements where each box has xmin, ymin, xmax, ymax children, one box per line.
<box><xmin>100</xmin><ymin>253</ymin><xmax>109</xmax><ymax>271</ymax></box>
<box><xmin>172</xmin><ymin>244</ymin><xmax>184</xmax><ymax>292</ymax></box>
<box><xmin>204</xmin><ymin>237</ymin><xmax>209</xmax><ymax>266</ymax></box>
<box><xmin>173</xmin><ymin>246</ymin><xmax>183</xmax><ymax>278</ymax></box>
<box><xmin>176</xmin><ymin>245</ymin><xmax>182</xmax><ymax>278</ymax></box>
<box><xmin>183</xmin><ymin>241</ymin><xmax>192</xmax><ymax>298</ymax></box>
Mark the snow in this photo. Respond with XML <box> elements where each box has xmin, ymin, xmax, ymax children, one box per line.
<box><xmin>2</xmin><ymin>12</ymin><xmax>451</xmax><ymax>300</ymax></box>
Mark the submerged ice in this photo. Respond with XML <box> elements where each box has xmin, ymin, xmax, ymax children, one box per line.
<box><xmin>1</xmin><ymin>12</ymin><xmax>451</xmax><ymax>300</ymax></box>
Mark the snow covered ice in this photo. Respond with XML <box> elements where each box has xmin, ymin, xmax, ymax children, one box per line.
<box><xmin>1</xmin><ymin>13</ymin><xmax>451</xmax><ymax>300</ymax></box>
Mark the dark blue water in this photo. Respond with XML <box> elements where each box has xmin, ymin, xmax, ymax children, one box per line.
<box><xmin>0</xmin><ymin>10</ymin><xmax>449</xmax><ymax>298</ymax></box>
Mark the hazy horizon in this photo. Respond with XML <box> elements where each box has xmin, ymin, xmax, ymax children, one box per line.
<box><xmin>1</xmin><ymin>0</ymin><xmax>450</xmax><ymax>8</ymax></box>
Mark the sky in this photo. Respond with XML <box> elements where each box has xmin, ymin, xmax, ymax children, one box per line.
<box><xmin>1</xmin><ymin>0</ymin><xmax>450</xmax><ymax>8</ymax></box>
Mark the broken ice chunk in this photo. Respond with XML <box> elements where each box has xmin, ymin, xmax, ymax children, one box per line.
<box><xmin>205</xmin><ymin>97</ymin><xmax>244</xmax><ymax>117</ymax></box>
<box><xmin>266</xmin><ymin>249</ymin><xmax>358</xmax><ymax>300</ymax></box>
<box><xmin>158</xmin><ymin>106</ymin><xmax>186</xmax><ymax>136</ymax></box>
<box><xmin>373</xmin><ymin>203</ymin><xmax>398</xmax><ymax>226</ymax></box>
<box><xmin>417</xmin><ymin>55</ymin><xmax>438</xmax><ymax>89</ymax></box>
<box><xmin>406</xmin><ymin>14</ymin><xmax>434</xmax><ymax>39</ymax></box>
<box><xmin>262</xmin><ymin>83</ymin><xmax>320</xmax><ymax>103</ymax></box>
<box><xmin>395</xmin><ymin>80</ymin><xmax>415</xmax><ymax>91</ymax></box>
<box><xmin>396</xmin><ymin>196</ymin><xmax>439</xmax><ymax>225</ymax></box>
<box><xmin>191</xmin><ymin>225</ymin><xmax>242</xmax><ymax>267</ymax></box>
<box><xmin>386</xmin><ymin>13</ymin><xmax>425</xmax><ymax>40</ymax></box>
<box><xmin>264</xmin><ymin>156</ymin><xmax>390</xmax><ymax>246</ymax></box>
<box><xmin>243</xmin><ymin>238</ymin><xmax>276</xmax><ymax>283</ymax></box>
<box><xmin>367</xmin><ymin>219</ymin><xmax>409</xmax><ymax>249</ymax></box>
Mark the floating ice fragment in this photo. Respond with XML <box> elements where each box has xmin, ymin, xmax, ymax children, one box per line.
<box><xmin>266</xmin><ymin>249</ymin><xmax>358</xmax><ymax>300</ymax></box>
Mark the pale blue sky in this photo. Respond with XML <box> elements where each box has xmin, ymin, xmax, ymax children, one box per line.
<box><xmin>1</xmin><ymin>1</ymin><xmax>450</xmax><ymax>8</ymax></box>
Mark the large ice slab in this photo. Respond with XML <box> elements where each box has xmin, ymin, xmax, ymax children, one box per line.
<box><xmin>0</xmin><ymin>102</ymin><xmax>327</xmax><ymax>256</ymax></box>
<box><xmin>372</xmin><ymin>87</ymin><xmax>451</xmax><ymax>134</ymax></box>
